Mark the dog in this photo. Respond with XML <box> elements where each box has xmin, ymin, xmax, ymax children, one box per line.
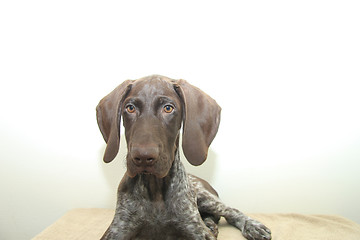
<box><xmin>96</xmin><ymin>75</ymin><xmax>271</xmax><ymax>240</ymax></box>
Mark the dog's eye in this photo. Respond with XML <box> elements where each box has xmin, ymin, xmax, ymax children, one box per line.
<box><xmin>126</xmin><ymin>105</ymin><xmax>136</xmax><ymax>113</ymax></box>
<box><xmin>163</xmin><ymin>105</ymin><xmax>174</xmax><ymax>113</ymax></box>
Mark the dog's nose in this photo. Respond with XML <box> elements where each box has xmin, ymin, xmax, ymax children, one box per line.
<box><xmin>131</xmin><ymin>145</ymin><xmax>159</xmax><ymax>166</ymax></box>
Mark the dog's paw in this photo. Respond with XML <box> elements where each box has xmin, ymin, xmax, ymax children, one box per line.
<box><xmin>242</xmin><ymin>219</ymin><xmax>271</xmax><ymax>240</ymax></box>
<box><xmin>203</xmin><ymin>218</ymin><xmax>219</xmax><ymax>237</ymax></box>
<box><xmin>205</xmin><ymin>231</ymin><xmax>217</xmax><ymax>240</ymax></box>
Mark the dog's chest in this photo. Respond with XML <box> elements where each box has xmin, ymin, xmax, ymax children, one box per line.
<box><xmin>129</xmin><ymin>200</ymin><xmax>185</xmax><ymax>239</ymax></box>
<box><xmin>123</xmin><ymin>178</ymin><xmax>195</xmax><ymax>239</ymax></box>
<box><xmin>118</xmin><ymin>168</ymin><xmax>198</xmax><ymax>238</ymax></box>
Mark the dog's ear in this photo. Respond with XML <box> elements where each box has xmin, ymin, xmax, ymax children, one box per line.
<box><xmin>96</xmin><ymin>80</ymin><xmax>133</xmax><ymax>163</ymax></box>
<box><xmin>174</xmin><ymin>79</ymin><xmax>221</xmax><ymax>166</ymax></box>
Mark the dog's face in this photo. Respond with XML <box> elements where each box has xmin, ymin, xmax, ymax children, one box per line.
<box><xmin>96</xmin><ymin>75</ymin><xmax>221</xmax><ymax>179</ymax></box>
<box><xmin>122</xmin><ymin>78</ymin><xmax>183</xmax><ymax>178</ymax></box>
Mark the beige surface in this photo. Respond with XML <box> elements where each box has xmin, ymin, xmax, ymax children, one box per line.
<box><xmin>33</xmin><ymin>208</ymin><xmax>360</xmax><ymax>240</ymax></box>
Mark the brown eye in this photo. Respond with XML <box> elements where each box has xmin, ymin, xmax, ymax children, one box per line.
<box><xmin>126</xmin><ymin>105</ymin><xmax>136</xmax><ymax>113</ymax></box>
<box><xmin>163</xmin><ymin>105</ymin><xmax>174</xmax><ymax>113</ymax></box>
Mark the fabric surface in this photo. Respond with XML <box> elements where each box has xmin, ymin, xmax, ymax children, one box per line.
<box><xmin>33</xmin><ymin>208</ymin><xmax>360</xmax><ymax>240</ymax></box>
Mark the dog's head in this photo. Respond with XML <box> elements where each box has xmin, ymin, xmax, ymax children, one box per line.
<box><xmin>96</xmin><ymin>75</ymin><xmax>221</xmax><ymax>178</ymax></box>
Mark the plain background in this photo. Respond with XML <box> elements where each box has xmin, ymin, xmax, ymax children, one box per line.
<box><xmin>1</xmin><ymin>1</ymin><xmax>360</xmax><ymax>239</ymax></box>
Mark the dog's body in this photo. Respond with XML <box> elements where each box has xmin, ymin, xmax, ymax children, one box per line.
<box><xmin>96</xmin><ymin>75</ymin><xmax>271</xmax><ymax>240</ymax></box>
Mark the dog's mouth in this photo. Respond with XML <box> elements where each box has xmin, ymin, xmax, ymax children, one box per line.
<box><xmin>140</xmin><ymin>169</ymin><xmax>152</xmax><ymax>175</ymax></box>
<box><xmin>126</xmin><ymin>163</ymin><xmax>171</xmax><ymax>179</ymax></box>
<box><xmin>126</xmin><ymin>153</ymin><xmax>174</xmax><ymax>179</ymax></box>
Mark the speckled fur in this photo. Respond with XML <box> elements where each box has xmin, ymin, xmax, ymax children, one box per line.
<box><xmin>102</xmin><ymin>152</ymin><xmax>216</xmax><ymax>240</ymax></box>
<box><xmin>98</xmin><ymin>75</ymin><xmax>271</xmax><ymax>240</ymax></box>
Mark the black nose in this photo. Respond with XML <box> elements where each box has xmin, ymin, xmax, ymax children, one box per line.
<box><xmin>131</xmin><ymin>144</ymin><xmax>159</xmax><ymax>166</ymax></box>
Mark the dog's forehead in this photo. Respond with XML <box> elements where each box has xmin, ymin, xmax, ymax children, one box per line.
<box><xmin>129</xmin><ymin>76</ymin><xmax>178</xmax><ymax>99</ymax></box>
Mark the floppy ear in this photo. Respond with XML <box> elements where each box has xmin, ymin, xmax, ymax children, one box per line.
<box><xmin>175</xmin><ymin>79</ymin><xmax>221</xmax><ymax>166</ymax></box>
<box><xmin>96</xmin><ymin>80</ymin><xmax>133</xmax><ymax>163</ymax></box>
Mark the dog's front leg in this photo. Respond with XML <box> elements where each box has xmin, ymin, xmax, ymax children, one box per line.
<box><xmin>169</xmin><ymin>195</ymin><xmax>217</xmax><ymax>240</ymax></box>
<box><xmin>101</xmin><ymin>187</ymin><xmax>140</xmax><ymax>240</ymax></box>
<box><xmin>183</xmin><ymin>217</ymin><xmax>217</xmax><ymax>240</ymax></box>
<box><xmin>101</xmin><ymin>218</ymin><xmax>131</xmax><ymax>240</ymax></box>
<box><xmin>101</xmin><ymin>206</ymin><xmax>139</xmax><ymax>240</ymax></box>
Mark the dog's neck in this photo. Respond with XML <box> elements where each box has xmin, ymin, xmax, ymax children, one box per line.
<box><xmin>121</xmin><ymin>150</ymin><xmax>189</xmax><ymax>202</ymax></box>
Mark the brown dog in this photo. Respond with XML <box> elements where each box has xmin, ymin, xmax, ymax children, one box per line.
<box><xmin>97</xmin><ymin>75</ymin><xmax>271</xmax><ymax>240</ymax></box>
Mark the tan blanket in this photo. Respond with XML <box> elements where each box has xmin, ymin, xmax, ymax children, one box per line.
<box><xmin>33</xmin><ymin>208</ymin><xmax>360</xmax><ymax>240</ymax></box>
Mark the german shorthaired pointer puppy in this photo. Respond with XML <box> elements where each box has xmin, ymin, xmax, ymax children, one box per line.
<box><xmin>96</xmin><ymin>75</ymin><xmax>271</xmax><ymax>240</ymax></box>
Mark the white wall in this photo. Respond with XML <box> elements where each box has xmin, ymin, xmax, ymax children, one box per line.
<box><xmin>1</xmin><ymin>1</ymin><xmax>359</xmax><ymax>239</ymax></box>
